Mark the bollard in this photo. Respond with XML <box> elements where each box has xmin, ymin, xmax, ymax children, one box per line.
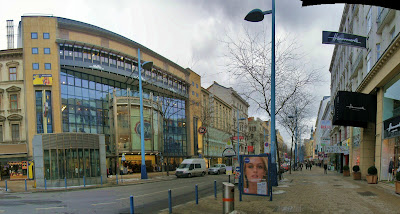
<box><xmin>25</xmin><ymin>179</ymin><xmax>27</xmax><ymax>191</ymax></box>
<box><xmin>116</xmin><ymin>174</ymin><xmax>118</xmax><ymax>185</ymax></box>
<box><xmin>222</xmin><ymin>182</ymin><xmax>234</xmax><ymax>214</ymax></box>
<box><xmin>168</xmin><ymin>189</ymin><xmax>172</xmax><ymax>214</ymax></box>
<box><xmin>83</xmin><ymin>176</ymin><xmax>86</xmax><ymax>187</ymax></box>
<box><xmin>101</xmin><ymin>175</ymin><xmax>103</xmax><ymax>186</ymax></box>
<box><xmin>195</xmin><ymin>184</ymin><xmax>198</xmax><ymax>204</ymax></box>
<box><xmin>130</xmin><ymin>195</ymin><xmax>134</xmax><ymax>214</ymax></box>
<box><xmin>45</xmin><ymin>178</ymin><xmax>47</xmax><ymax>190</ymax></box>
<box><xmin>214</xmin><ymin>180</ymin><xmax>217</xmax><ymax>199</ymax></box>
<box><xmin>5</xmin><ymin>180</ymin><xmax>7</xmax><ymax>192</ymax></box>
<box><xmin>65</xmin><ymin>177</ymin><xmax>67</xmax><ymax>190</ymax></box>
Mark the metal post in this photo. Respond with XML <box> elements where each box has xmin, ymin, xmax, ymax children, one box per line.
<box><xmin>121</xmin><ymin>173</ymin><xmax>123</xmax><ymax>183</ymax></box>
<box><xmin>25</xmin><ymin>179</ymin><xmax>27</xmax><ymax>191</ymax></box>
<box><xmin>222</xmin><ymin>182</ymin><xmax>235</xmax><ymax>214</ymax></box>
<box><xmin>195</xmin><ymin>184</ymin><xmax>198</xmax><ymax>204</ymax></box>
<box><xmin>5</xmin><ymin>180</ymin><xmax>7</xmax><ymax>192</ymax></box>
<box><xmin>237</xmin><ymin>108</ymin><xmax>240</xmax><ymax>162</ymax></box>
<box><xmin>214</xmin><ymin>180</ymin><xmax>217</xmax><ymax>199</ymax></box>
<box><xmin>116</xmin><ymin>174</ymin><xmax>118</xmax><ymax>185</ymax></box>
<box><xmin>138</xmin><ymin>48</ymin><xmax>148</xmax><ymax>180</ymax></box>
<box><xmin>294</xmin><ymin>108</ymin><xmax>298</xmax><ymax>170</ymax></box>
<box><xmin>229</xmin><ymin>175</ymin><xmax>231</xmax><ymax>183</ymax></box>
<box><xmin>83</xmin><ymin>176</ymin><xmax>86</xmax><ymax>187</ymax></box>
<box><xmin>101</xmin><ymin>175</ymin><xmax>103</xmax><ymax>186</ymax></box>
<box><xmin>168</xmin><ymin>189</ymin><xmax>172</xmax><ymax>214</ymax></box>
<box><xmin>45</xmin><ymin>178</ymin><xmax>47</xmax><ymax>190</ymax></box>
<box><xmin>65</xmin><ymin>177</ymin><xmax>67</xmax><ymax>189</ymax></box>
<box><xmin>130</xmin><ymin>195</ymin><xmax>134</xmax><ymax>214</ymax></box>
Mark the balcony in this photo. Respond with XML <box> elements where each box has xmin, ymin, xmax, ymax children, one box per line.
<box><xmin>376</xmin><ymin>8</ymin><xmax>395</xmax><ymax>34</ymax></box>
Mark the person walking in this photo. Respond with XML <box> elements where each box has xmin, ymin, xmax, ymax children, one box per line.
<box><xmin>306</xmin><ymin>162</ymin><xmax>308</xmax><ymax>170</ymax></box>
<box><xmin>300</xmin><ymin>163</ymin><xmax>303</xmax><ymax>171</ymax></box>
<box><xmin>324</xmin><ymin>163</ymin><xmax>327</xmax><ymax>174</ymax></box>
<box><xmin>309</xmin><ymin>163</ymin><xmax>312</xmax><ymax>171</ymax></box>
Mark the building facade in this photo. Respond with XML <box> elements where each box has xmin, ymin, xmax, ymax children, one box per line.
<box><xmin>329</xmin><ymin>4</ymin><xmax>400</xmax><ymax>179</ymax></box>
<box><xmin>207</xmin><ymin>82</ymin><xmax>249</xmax><ymax>160</ymax></box>
<box><xmin>248</xmin><ymin>117</ymin><xmax>268</xmax><ymax>155</ymax></box>
<box><xmin>0</xmin><ymin>48</ymin><xmax>28</xmax><ymax>180</ymax></box>
<box><xmin>15</xmin><ymin>15</ymin><xmax>201</xmax><ymax>177</ymax></box>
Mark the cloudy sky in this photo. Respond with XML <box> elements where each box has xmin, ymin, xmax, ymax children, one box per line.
<box><xmin>0</xmin><ymin>0</ymin><xmax>344</xmax><ymax>144</ymax></box>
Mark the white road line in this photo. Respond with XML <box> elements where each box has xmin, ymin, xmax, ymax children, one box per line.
<box><xmin>35</xmin><ymin>207</ymin><xmax>65</xmax><ymax>210</ymax></box>
<box><xmin>91</xmin><ymin>202</ymin><xmax>117</xmax><ymax>206</ymax></box>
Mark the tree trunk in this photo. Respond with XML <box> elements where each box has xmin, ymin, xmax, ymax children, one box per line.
<box><xmin>290</xmin><ymin>135</ymin><xmax>293</xmax><ymax>174</ymax></box>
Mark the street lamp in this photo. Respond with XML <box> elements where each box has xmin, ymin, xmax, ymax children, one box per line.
<box><xmin>244</xmin><ymin>0</ymin><xmax>276</xmax><ymax>165</ymax></box>
<box><xmin>138</xmin><ymin>48</ymin><xmax>153</xmax><ymax>179</ymax></box>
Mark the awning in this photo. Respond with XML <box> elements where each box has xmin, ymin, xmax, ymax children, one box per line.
<box><xmin>0</xmin><ymin>144</ymin><xmax>27</xmax><ymax>155</ymax></box>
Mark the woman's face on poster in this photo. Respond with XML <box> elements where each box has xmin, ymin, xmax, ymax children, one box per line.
<box><xmin>245</xmin><ymin>157</ymin><xmax>266</xmax><ymax>183</ymax></box>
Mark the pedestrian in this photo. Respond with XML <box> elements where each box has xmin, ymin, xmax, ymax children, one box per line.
<box><xmin>300</xmin><ymin>163</ymin><xmax>303</xmax><ymax>171</ymax></box>
<box><xmin>309</xmin><ymin>163</ymin><xmax>312</xmax><ymax>171</ymax></box>
<box><xmin>324</xmin><ymin>163</ymin><xmax>327</xmax><ymax>174</ymax></box>
<box><xmin>306</xmin><ymin>162</ymin><xmax>308</xmax><ymax>170</ymax></box>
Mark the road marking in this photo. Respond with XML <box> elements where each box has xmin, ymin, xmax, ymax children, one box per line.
<box><xmin>35</xmin><ymin>207</ymin><xmax>65</xmax><ymax>210</ymax></box>
<box><xmin>92</xmin><ymin>202</ymin><xmax>117</xmax><ymax>206</ymax></box>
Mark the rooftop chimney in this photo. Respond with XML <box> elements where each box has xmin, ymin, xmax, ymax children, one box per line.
<box><xmin>7</xmin><ymin>20</ymin><xmax>14</xmax><ymax>49</ymax></box>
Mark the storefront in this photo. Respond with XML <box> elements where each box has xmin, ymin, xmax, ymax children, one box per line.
<box><xmin>380</xmin><ymin>72</ymin><xmax>400</xmax><ymax>181</ymax></box>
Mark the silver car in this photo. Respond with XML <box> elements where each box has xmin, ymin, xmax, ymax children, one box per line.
<box><xmin>208</xmin><ymin>164</ymin><xmax>226</xmax><ymax>175</ymax></box>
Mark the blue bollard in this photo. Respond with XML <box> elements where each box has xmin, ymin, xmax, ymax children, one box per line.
<box><xmin>45</xmin><ymin>178</ymin><xmax>47</xmax><ymax>190</ymax></box>
<box><xmin>65</xmin><ymin>177</ymin><xmax>67</xmax><ymax>190</ymax></box>
<box><xmin>83</xmin><ymin>176</ymin><xmax>86</xmax><ymax>187</ymax></box>
<box><xmin>25</xmin><ymin>179</ymin><xmax>27</xmax><ymax>191</ymax></box>
<box><xmin>5</xmin><ymin>180</ymin><xmax>7</xmax><ymax>192</ymax></box>
<box><xmin>214</xmin><ymin>180</ymin><xmax>217</xmax><ymax>199</ymax></box>
<box><xmin>101</xmin><ymin>175</ymin><xmax>103</xmax><ymax>186</ymax></box>
<box><xmin>130</xmin><ymin>195</ymin><xmax>134</xmax><ymax>214</ymax></box>
<box><xmin>116</xmin><ymin>174</ymin><xmax>118</xmax><ymax>185</ymax></box>
<box><xmin>195</xmin><ymin>184</ymin><xmax>198</xmax><ymax>204</ymax></box>
<box><xmin>168</xmin><ymin>189</ymin><xmax>172</xmax><ymax>214</ymax></box>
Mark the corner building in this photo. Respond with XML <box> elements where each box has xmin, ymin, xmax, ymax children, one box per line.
<box><xmin>19</xmin><ymin>16</ymin><xmax>199</xmax><ymax>175</ymax></box>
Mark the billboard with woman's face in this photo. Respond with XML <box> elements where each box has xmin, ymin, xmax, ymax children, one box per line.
<box><xmin>241</xmin><ymin>155</ymin><xmax>269</xmax><ymax>196</ymax></box>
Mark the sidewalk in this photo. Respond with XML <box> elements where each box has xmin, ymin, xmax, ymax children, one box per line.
<box><xmin>160</xmin><ymin>167</ymin><xmax>400</xmax><ymax>214</ymax></box>
<box><xmin>0</xmin><ymin>171</ymin><xmax>175</xmax><ymax>193</ymax></box>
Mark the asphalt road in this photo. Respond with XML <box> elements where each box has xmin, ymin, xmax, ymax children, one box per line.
<box><xmin>0</xmin><ymin>173</ymin><xmax>231</xmax><ymax>214</ymax></box>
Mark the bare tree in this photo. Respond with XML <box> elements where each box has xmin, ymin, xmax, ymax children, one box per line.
<box><xmin>222</xmin><ymin>27</ymin><xmax>321</xmax><ymax>175</ymax></box>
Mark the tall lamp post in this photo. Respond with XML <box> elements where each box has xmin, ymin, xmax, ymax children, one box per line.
<box><xmin>237</xmin><ymin>108</ymin><xmax>246</xmax><ymax>162</ymax></box>
<box><xmin>138</xmin><ymin>48</ymin><xmax>153</xmax><ymax>179</ymax></box>
<box><xmin>244</xmin><ymin>0</ymin><xmax>276</xmax><ymax>165</ymax></box>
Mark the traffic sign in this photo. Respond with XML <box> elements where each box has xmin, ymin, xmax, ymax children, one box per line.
<box><xmin>198</xmin><ymin>127</ymin><xmax>207</xmax><ymax>134</ymax></box>
<box><xmin>232</xmin><ymin>136</ymin><xmax>244</xmax><ymax>140</ymax></box>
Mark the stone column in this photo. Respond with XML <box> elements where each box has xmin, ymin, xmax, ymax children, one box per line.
<box><xmin>360</xmin><ymin>122</ymin><xmax>376</xmax><ymax>179</ymax></box>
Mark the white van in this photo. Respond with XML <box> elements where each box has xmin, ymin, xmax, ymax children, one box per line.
<box><xmin>175</xmin><ymin>158</ymin><xmax>207</xmax><ymax>178</ymax></box>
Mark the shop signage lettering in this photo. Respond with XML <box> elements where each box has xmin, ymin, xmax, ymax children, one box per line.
<box><xmin>322</xmin><ymin>31</ymin><xmax>366</xmax><ymax>48</ymax></box>
<box><xmin>324</xmin><ymin>146</ymin><xmax>349</xmax><ymax>153</ymax></box>
<box><xmin>320</xmin><ymin>120</ymin><xmax>332</xmax><ymax>129</ymax></box>
<box><xmin>383</xmin><ymin>115</ymin><xmax>400</xmax><ymax>139</ymax></box>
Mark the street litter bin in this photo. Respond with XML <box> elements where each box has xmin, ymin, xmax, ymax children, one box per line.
<box><xmin>222</xmin><ymin>182</ymin><xmax>235</xmax><ymax>214</ymax></box>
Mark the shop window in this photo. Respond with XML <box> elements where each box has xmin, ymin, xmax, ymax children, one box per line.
<box><xmin>11</xmin><ymin>123</ymin><xmax>19</xmax><ymax>141</ymax></box>
<box><xmin>9</xmin><ymin>67</ymin><xmax>17</xmax><ymax>80</ymax></box>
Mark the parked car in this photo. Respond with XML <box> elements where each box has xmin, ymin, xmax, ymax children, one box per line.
<box><xmin>281</xmin><ymin>163</ymin><xmax>289</xmax><ymax>171</ymax></box>
<box><xmin>208</xmin><ymin>164</ymin><xmax>226</xmax><ymax>175</ymax></box>
<box><xmin>175</xmin><ymin>158</ymin><xmax>207</xmax><ymax>178</ymax></box>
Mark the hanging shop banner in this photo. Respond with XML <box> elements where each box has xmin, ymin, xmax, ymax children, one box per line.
<box><xmin>240</xmin><ymin>154</ymin><xmax>270</xmax><ymax>196</ymax></box>
<box><xmin>332</xmin><ymin>91</ymin><xmax>376</xmax><ymax>128</ymax></box>
<box><xmin>324</xmin><ymin>146</ymin><xmax>349</xmax><ymax>154</ymax></box>
<box><xmin>33</xmin><ymin>74</ymin><xmax>52</xmax><ymax>85</ymax></box>
<box><xmin>322</xmin><ymin>31</ymin><xmax>366</xmax><ymax>48</ymax></box>
<box><xmin>320</xmin><ymin>120</ymin><xmax>332</xmax><ymax>129</ymax></box>
<box><xmin>383</xmin><ymin>115</ymin><xmax>400</xmax><ymax>139</ymax></box>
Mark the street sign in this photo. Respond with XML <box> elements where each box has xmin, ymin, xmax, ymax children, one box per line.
<box><xmin>198</xmin><ymin>127</ymin><xmax>207</xmax><ymax>134</ymax></box>
<box><xmin>225</xmin><ymin>141</ymin><xmax>233</xmax><ymax>149</ymax></box>
<box><xmin>264</xmin><ymin>142</ymin><xmax>270</xmax><ymax>153</ymax></box>
<box><xmin>121</xmin><ymin>153</ymin><xmax>126</xmax><ymax>161</ymax></box>
<box><xmin>222</xmin><ymin>148</ymin><xmax>236</xmax><ymax>157</ymax></box>
<box><xmin>226</xmin><ymin>166</ymin><xmax>233</xmax><ymax>175</ymax></box>
<box><xmin>232</xmin><ymin>136</ymin><xmax>244</xmax><ymax>140</ymax></box>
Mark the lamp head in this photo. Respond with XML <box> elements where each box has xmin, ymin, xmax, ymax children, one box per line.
<box><xmin>142</xmin><ymin>61</ymin><xmax>153</xmax><ymax>71</ymax></box>
<box><xmin>245</xmin><ymin>9</ymin><xmax>265</xmax><ymax>22</ymax></box>
<box><xmin>288</xmin><ymin>116</ymin><xmax>294</xmax><ymax>119</ymax></box>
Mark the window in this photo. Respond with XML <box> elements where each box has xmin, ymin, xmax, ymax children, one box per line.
<box><xmin>367</xmin><ymin>8</ymin><xmax>372</xmax><ymax>33</ymax></box>
<box><xmin>9</xmin><ymin>67</ymin><xmax>17</xmax><ymax>80</ymax></box>
<box><xmin>32</xmin><ymin>48</ymin><xmax>39</xmax><ymax>54</ymax></box>
<box><xmin>390</xmin><ymin>27</ymin><xmax>395</xmax><ymax>40</ymax></box>
<box><xmin>376</xmin><ymin>43</ymin><xmax>381</xmax><ymax>60</ymax></box>
<box><xmin>10</xmin><ymin>94</ymin><xmax>18</xmax><ymax>110</ymax></box>
<box><xmin>0</xmin><ymin>125</ymin><xmax>2</xmax><ymax>142</ymax></box>
<box><xmin>43</xmin><ymin>33</ymin><xmax>50</xmax><ymax>39</ymax></box>
<box><xmin>196</xmin><ymin>84</ymin><xmax>198</xmax><ymax>88</ymax></box>
<box><xmin>192</xmin><ymin>91</ymin><xmax>195</xmax><ymax>95</ymax></box>
<box><xmin>11</xmin><ymin>124</ymin><xmax>19</xmax><ymax>141</ymax></box>
<box><xmin>196</xmin><ymin>93</ymin><xmax>199</xmax><ymax>97</ymax></box>
<box><xmin>367</xmin><ymin>51</ymin><xmax>371</xmax><ymax>72</ymax></box>
<box><xmin>45</xmin><ymin>63</ymin><xmax>51</xmax><ymax>70</ymax></box>
<box><xmin>31</xmin><ymin>32</ymin><xmax>38</xmax><ymax>39</ymax></box>
<box><xmin>32</xmin><ymin>63</ymin><xmax>39</xmax><ymax>70</ymax></box>
<box><xmin>192</xmin><ymin>81</ymin><xmax>194</xmax><ymax>86</ymax></box>
<box><xmin>44</xmin><ymin>48</ymin><xmax>50</xmax><ymax>54</ymax></box>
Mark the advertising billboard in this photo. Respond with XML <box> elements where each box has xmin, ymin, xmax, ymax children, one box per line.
<box><xmin>241</xmin><ymin>154</ymin><xmax>269</xmax><ymax>196</ymax></box>
<box><xmin>33</xmin><ymin>74</ymin><xmax>52</xmax><ymax>85</ymax></box>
